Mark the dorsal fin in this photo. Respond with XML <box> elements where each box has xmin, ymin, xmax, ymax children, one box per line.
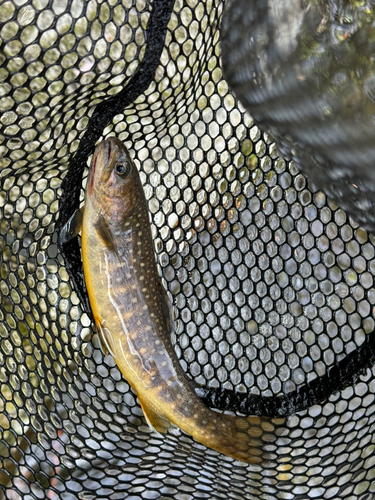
<box><xmin>157</xmin><ymin>280</ymin><xmax>175</xmax><ymax>334</ymax></box>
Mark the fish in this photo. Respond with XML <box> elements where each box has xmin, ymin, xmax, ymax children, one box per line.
<box><xmin>64</xmin><ymin>137</ymin><xmax>282</xmax><ymax>464</ymax></box>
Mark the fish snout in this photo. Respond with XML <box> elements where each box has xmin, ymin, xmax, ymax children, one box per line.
<box><xmin>98</xmin><ymin>140</ymin><xmax>114</xmax><ymax>184</ymax></box>
<box><xmin>96</xmin><ymin>138</ymin><xmax>128</xmax><ymax>185</ymax></box>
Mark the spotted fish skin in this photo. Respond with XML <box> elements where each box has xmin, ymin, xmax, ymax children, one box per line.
<box><xmin>80</xmin><ymin>137</ymin><xmax>281</xmax><ymax>464</ymax></box>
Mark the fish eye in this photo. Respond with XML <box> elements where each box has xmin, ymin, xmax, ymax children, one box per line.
<box><xmin>115</xmin><ymin>161</ymin><xmax>130</xmax><ymax>177</ymax></box>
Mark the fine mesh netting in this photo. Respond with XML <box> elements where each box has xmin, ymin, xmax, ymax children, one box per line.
<box><xmin>1</xmin><ymin>1</ymin><xmax>375</xmax><ymax>499</ymax></box>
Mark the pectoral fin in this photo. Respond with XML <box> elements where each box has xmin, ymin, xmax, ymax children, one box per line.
<box><xmin>59</xmin><ymin>207</ymin><xmax>84</xmax><ymax>244</ymax></box>
<box><xmin>138</xmin><ymin>395</ymin><xmax>172</xmax><ymax>434</ymax></box>
<box><xmin>94</xmin><ymin>215</ymin><xmax>116</xmax><ymax>252</ymax></box>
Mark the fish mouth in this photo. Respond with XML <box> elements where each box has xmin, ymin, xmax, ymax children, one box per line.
<box><xmin>98</xmin><ymin>139</ymin><xmax>114</xmax><ymax>184</ymax></box>
<box><xmin>90</xmin><ymin>137</ymin><xmax>127</xmax><ymax>191</ymax></box>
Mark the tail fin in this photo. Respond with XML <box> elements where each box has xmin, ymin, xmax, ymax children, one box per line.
<box><xmin>189</xmin><ymin>411</ymin><xmax>283</xmax><ymax>464</ymax></box>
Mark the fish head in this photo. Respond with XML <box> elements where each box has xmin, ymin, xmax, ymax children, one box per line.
<box><xmin>87</xmin><ymin>137</ymin><xmax>141</xmax><ymax>223</ymax></box>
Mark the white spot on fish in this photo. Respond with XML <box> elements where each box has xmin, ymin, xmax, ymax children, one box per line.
<box><xmin>143</xmin><ymin>305</ymin><xmax>148</xmax><ymax>310</ymax></box>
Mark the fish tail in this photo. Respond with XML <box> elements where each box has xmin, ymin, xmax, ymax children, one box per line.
<box><xmin>140</xmin><ymin>391</ymin><xmax>283</xmax><ymax>463</ymax></box>
<box><xmin>190</xmin><ymin>410</ymin><xmax>282</xmax><ymax>464</ymax></box>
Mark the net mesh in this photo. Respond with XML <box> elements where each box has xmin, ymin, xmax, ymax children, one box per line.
<box><xmin>0</xmin><ymin>1</ymin><xmax>375</xmax><ymax>499</ymax></box>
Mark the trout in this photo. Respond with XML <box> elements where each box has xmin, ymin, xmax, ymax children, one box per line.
<box><xmin>68</xmin><ymin>137</ymin><xmax>280</xmax><ymax>463</ymax></box>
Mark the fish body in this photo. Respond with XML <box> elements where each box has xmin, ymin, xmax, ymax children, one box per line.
<box><xmin>78</xmin><ymin>137</ymin><xmax>278</xmax><ymax>463</ymax></box>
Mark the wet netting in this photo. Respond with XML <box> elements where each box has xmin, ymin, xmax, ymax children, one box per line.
<box><xmin>1</xmin><ymin>0</ymin><xmax>375</xmax><ymax>499</ymax></box>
